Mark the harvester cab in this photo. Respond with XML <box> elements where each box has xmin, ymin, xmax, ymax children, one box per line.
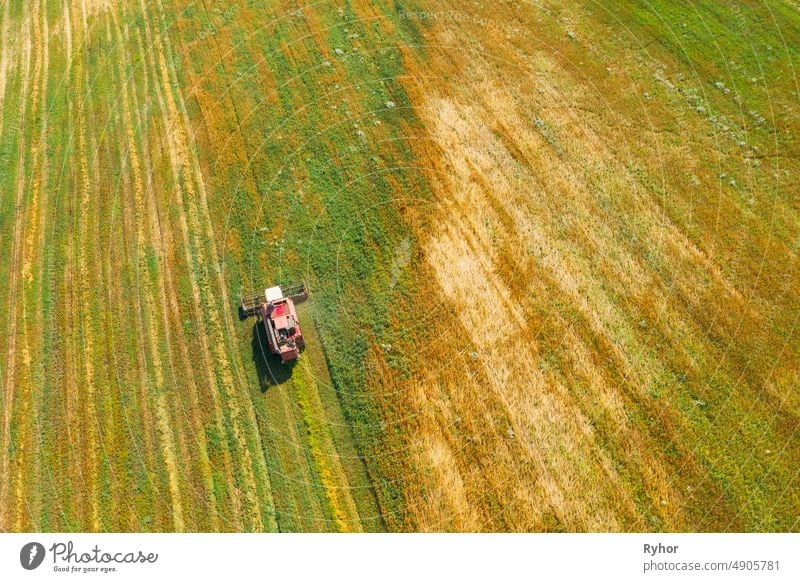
<box><xmin>240</xmin><ymin>282</ymin><xmax>309</xmax><ymax>363</ymax></box>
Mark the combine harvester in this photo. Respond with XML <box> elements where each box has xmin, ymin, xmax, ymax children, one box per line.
<box><xmin>241</xmin><ymin>282</ymin><xmax>309</xmax><ymax>363</ymax></box>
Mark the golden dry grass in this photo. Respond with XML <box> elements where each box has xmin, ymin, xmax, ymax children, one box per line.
<box><xmin>363</xmin><ymin>0</ymin><xmax>800</xmax><ymax>531</ymax></box>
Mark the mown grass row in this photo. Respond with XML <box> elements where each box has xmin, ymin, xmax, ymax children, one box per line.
<box><xmin>172</xmin><ymin>0</ymin><xmax>430</xmax><ymax>529</ymax></box>
<box><xmin>1</xmin><ymin>0</ymin><xmax>283</xmax><ymax>531</ymax></box>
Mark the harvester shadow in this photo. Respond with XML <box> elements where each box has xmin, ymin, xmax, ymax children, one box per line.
<box><xmin>251</xmin><ymin>321</ymin><xmax>293</xmax><ymax>391</ymax></box>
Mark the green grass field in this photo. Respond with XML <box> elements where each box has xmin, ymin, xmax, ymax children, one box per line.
<box><xmin>0</xmin><ymin>0</ymin><xmax>797</xmax><ymax>532</ymax></box>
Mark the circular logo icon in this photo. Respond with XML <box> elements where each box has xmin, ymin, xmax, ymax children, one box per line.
<box><xmin>20</xmin><ymin>542</ymin><xmax>46</xmax><ymax>570</ymax></box>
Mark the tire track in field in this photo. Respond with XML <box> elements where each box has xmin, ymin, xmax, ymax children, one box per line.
<box><xmin>70</xmin><ymin>2</ymin><xmax>150</xmax><ymax>531</ymax></box>
<box><xmin>115</xmin><ymin>10</ymin><xmax>186</xmax><ymax>532</ymax></box>
<box><xmin>0</xmin><ymin>1</ymin><xmax>12</xmax><ymax>139</ymax></box>
<box><xmin>106</xmin><ymin>7</ymin><xmax>190</xmax><ymax>530</ymax></box>
<box><xmin>293</xmin><ymin>358</ymin><xmax>363</xmax><ymax>532</ymax></box>
<box><xmin>143</xmin><ymin>0</ymin><xmax>276</xmax><ymax>530</ymax></box>
<box><xmin>86</xmin><ymin>8</ymin><xmax>129</xmax><ymax>529</ymax></box>
<box><xmin>0</xmin><ymin>1</ymin><xmax>37</xmax><ymax>531</ymax></box>
<box><xmin>28</xmin><ymin>4</ymin><xmax>78</xmax><ymax>529</ymax></box>
<box><xmin>64</xmin><ymin>79</ymin><xmax>84</xmax><ymax>528</ymax></box>
<box><xmin>273</xmin><ymin>385</ymin><xmax>322</xmax><ymax>530</ymax></box>
<box><xmin>62</xmin><ymin>1</ymin><xmax>105</xmax><ymax>528</ymax></box>
<box><xmin>120</xmin><ymin>6</ymin><xmax>222</xmax><ymax>530</ymax></box>
<box><xmin>104</xmin><ymin>6</ymin><xmax>166</xmax><ymax>529</ymax></box>
<box><xmin>105</xmin><ymin>124</ymin><xmax>160</xmax><ymax>530</ymax></box>
<box><xmin>131</xmin><ymin>22</ymin><xmax>222</xmax><ymax>529</ymax></box>
<box><xmin>115</xmin><ymin>114</ymin><xmax>163</xmax><ymax>529</ymax></box>
<box><xmin>53</xmin><ymin>0</ymin><xmax>87</xmax><ymax>529</ymax></box>
<box><xmin>100</xmin><ymin>140</ymin><xmax>145</xmax><ymax>530</ymax></box>
<box><xmin>21</xmin><ymin>0</ymin><xmax>52</xmax><ymax>530</ymax></box>
<box><xmin>131</xmin><ymin>0</ymin><xmax>244</xmax><ymax>528</ymax></box>
<box><xmin>158</xmin><ymin>0</ymin><xmax>277</xmax><ymax>529</ymax></box>
<box><xmin>95</xmin><ymin>145</ymin><xmax>133</xmax><ymax>531</ymax></box>
<box><xmin>13</xmin><ymin>0</ymin><xmax>44</xmax><ymax>531</ymax></box>
<box><xmin>123</xmin><ymin>2</ymin><xmax>246</xmax><ymax>529</ymax></box>
<box><xmin>76</xmin><ymin>66</ymin><xmax>102</xmax><ymax>531</ymax></box>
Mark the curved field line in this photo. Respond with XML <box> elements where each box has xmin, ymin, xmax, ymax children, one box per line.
<box><xmin>293</xmin><ymin>358</ymin><xmax>363</xmax><ymax>532</ymax></box>
<box><xmin>120</xmin><ymin>0</ymin><xmax>254</xmax><ymax>529</ymax></box>
<box><xmin>145</xmin><ymin>0</ymin><xmax>277</xmax><ymax>530</ymax></box>
<box><xmin>131</xmin><ymin>20</ymin><xmax>222</xmax><ymax>529</ymax></box>
<box><xmin>0</xmin><ymin>0</ymin><xmax>12</xmax><ymax>139</ymax></box>
<box><xmin>0</xmin><ymin>2</ymin><xmax>36</xmax><ymax>530</ymax></box>
<box><xmin>106</xmin><ymin>8</ymin><xmax>163</xmax><ymax>529</ymax></box>
<box><xmin>168</xmin><ymin>13</ymin><xmax>283</xmax><ymax>532</ymax></box>
<box><xmin>76</xmin><ymin>65</ymin><xmax>103</xmax><ymax>531</ymax></box>
<box><xmin>110</xmin><ymin>7</ymin><xmax>208</xmax><ymax>530</ymax></box>
<box><xmin>115</xmin><ymin>11</ymin><xmax>186</xmax><ymax>532</ymax></box>
<box><xmin>124</xmin><ymin>2</ymin><xmax>247</xmax><ymax>529</ymax></box>
<box><xmin>21</xmin><ymin>0</ymin><xmax>52</xmax><ymax>530</ymax></box>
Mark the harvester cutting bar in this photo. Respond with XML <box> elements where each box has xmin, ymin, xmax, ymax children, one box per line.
<box><xmin>282</xmin><ymin>281</ymin><xmax>309</xmax><ymax>303</ymax></box>
<box><xmin>240</xmin><ymin>293</ymin><xmax>265</xmax><ymax>317</ymax></box>
<box><xmin>239</xmin><ymin>281</ymin><xmax>308</xmax><ymax>318</ymax></box>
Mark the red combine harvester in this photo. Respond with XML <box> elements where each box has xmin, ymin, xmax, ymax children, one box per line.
<box><xmin>240</xmin><ymin>282</ymin><xmax>309</xmax><ymax>363</ymax></box>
